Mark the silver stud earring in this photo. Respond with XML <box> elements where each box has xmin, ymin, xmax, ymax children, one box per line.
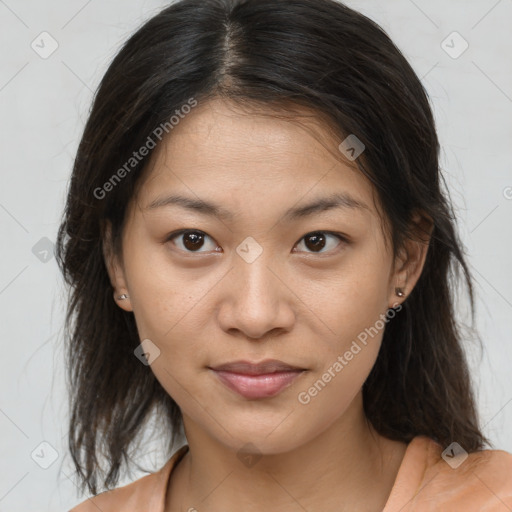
<box><xmin>395</xmin><ymin>287</ymin><xmax>405</xmax><ymax>298</ymax></box>
<box><xmin>117</xmin><ymin>293</ymin><xmax>129</xmax><ymax>301</ymax></box>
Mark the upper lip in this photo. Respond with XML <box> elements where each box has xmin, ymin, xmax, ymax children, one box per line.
<box><xmin>209</xmin><ymin>359</ymin><xmax>305</xmax><ymax>375</ymax></box>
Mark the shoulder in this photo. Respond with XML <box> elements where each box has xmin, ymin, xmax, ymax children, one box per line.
<box><xmin>403</xmin><ymin>436</ymin><xmax>512</xmax><ymax>511</ymax></box>
<box><xmin>68</xmin><ymin>471</ymin><xmax>157</xmax><ymax>512</ymax></box>
<box><xmin>68</xmin><ymin>445</ymin><xmax>189</xmax><ymax>512</ymax></box>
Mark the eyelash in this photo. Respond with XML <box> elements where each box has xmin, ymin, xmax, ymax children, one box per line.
<box><xmin>165</xmin><ymin>229</ymin><xmax>349</xmax><ymax>255</ymax></box>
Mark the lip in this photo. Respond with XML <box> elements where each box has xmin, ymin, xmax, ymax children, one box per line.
<box><xmin>210</xmin><ymin>359</ymin><xmax>305</xmax><ymax>375</ymax></box>
<box><xmin>209</xmin><ymin>359</ymin><xmax>307</xmax><ymax>399</ymax></box>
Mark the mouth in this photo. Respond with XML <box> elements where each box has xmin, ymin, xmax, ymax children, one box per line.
<box><xmin>208</xmin><ymin>359</ymin><xmax>307</xmax><ymax>399</ymax></box>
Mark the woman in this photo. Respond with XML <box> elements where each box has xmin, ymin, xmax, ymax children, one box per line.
<box><xmin>57</xmin><ymin>0</ymin><xmax>512</xmax><ymax>510</ymax></box>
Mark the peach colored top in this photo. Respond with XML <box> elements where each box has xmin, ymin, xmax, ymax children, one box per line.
<box><xmin>69</xmin><ymin>436</ymin><xmax>512</xmax><ymax>511</ymax></box>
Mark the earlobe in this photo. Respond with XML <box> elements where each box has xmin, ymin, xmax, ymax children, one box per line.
<box><xmin>388</xmin><ymin>210</ymin><xmax>433</xmax><ymax>308</ymax></box>
<box><xmin>389</xmin><ymin>248</ymin><xmax>409</xmax><ymax>308</ymax></box>
<box><xmin>102</xmin><ymin>220</ymin><xmax>133</xmax><ymax>312</ymax></box>
<box><xmin>113</xmin><ymin>292</ymin><xmax>132</xmax><ymax>312</ymax></box>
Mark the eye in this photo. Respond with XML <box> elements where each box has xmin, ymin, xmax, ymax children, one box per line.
<box><xmin>294</xmin><ymin>231</ymin><xmax>347</xmax><ymax>254</ymax></box>
<box><xmin>166</xmin><ymin>229</ymin><xmax>221</xmax><ymax>253</ymax></box>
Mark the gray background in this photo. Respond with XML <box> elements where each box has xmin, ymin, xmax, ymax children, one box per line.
<box><xmin>0</xmin><ymin>0</ymin><xmax>511</xmax><ymax>510</ymax></box>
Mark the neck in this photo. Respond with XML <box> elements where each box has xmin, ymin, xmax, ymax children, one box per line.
<box><xmin>166</xmin><ymin>393</ymin><xmax>407</xmax><ymax>511</ymax></box>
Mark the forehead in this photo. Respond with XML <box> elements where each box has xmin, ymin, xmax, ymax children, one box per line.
<box><xmin>135</xmin><ymin>98</ymin><xmax>381</xmax><ymax>221</ymax></box>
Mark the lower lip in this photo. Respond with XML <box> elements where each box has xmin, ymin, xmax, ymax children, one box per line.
<box><xmin>211</xmin><ymin>369</ymin><xmax>305</xmax><ymax>399</ymax></box>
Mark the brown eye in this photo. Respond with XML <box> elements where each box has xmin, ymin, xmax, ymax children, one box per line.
<box><xmin>295</xmin><ymin>231</ymin><xmax>345</xmax><ymax>254</ymax></box>
<box><xmin>167</xmin><ymin>230</ymin><xmax>220</xmax><ymax>253</ymax></box>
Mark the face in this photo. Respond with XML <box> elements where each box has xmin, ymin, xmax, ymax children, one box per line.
<box><xmin>107</xmin><ymin>98</ymin><xmax>426</xmax><ymax>454</ymax></box>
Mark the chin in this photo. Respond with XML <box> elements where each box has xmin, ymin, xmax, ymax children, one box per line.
<box><xmin>209</xmin><ymin>414</ymin><xmax>314</xmax><ymax>456</ymax></box>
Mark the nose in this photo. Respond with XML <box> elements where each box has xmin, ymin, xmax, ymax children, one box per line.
<box><xmin>217</xmin><ymin>254</ymin><xmax>296</xmax><ymax>341</ymax></box>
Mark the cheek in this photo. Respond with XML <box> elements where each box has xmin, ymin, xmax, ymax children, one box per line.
<box><xmin>295</xmin><ymin>277</ymin><xmax>389</xmax><ymax>430</ymax></box>
<box><xmin>122</xmin><ymin>238</ymin><xmax>210</xmax><ymax>338</ymax></box>
<box><xmin>292</xmin><ymin>243</ymin><xmax>391</xmax><ymax>411</ymax></box>
<box><xmin>304</xmin><ymin>244</ymin><xmax>392</xmax><ymax>348</ymax></box>
<box><xmin>122</xmin><ymin>244</ymin><xmax>224</xmax><ymax>404</ymax></box>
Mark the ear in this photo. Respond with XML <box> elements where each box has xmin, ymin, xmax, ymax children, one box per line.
<box><xmin>102</xmin><ymin>220</ymin><xmax>133</xmax><ymax>312</ymax></box>
<box><xmin>388</xmin><ymin>210</ymin><xmax>433</xmax><ymax>309</ymax></box>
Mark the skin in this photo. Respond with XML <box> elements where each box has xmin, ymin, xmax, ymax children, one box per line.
<box><xmin>105</xmin><ymin>97</ymin><xmax>432</xmax><ymax>511</ymax></box>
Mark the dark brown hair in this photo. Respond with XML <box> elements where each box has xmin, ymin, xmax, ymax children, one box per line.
<box><xmin>56</xmin><ymin>0</ymin><xmax>488</xmax><ymax>495</ymax></box>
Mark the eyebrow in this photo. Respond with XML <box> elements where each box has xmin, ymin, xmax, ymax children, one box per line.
<box><xmin>144</xmin><ymin>192</ymin><xmax>370</xmax><ymax>221</ymax></box>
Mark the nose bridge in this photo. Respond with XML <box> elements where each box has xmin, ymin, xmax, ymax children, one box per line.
<box><xmin>235</xmin><ymin>246</ymin><xmax>280</xmax><ymax>309</ymax></box>
<box><xmin>219</xmin><ymin>242</ymin><xmax>294</xmax><ymax>339</ymax></box>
